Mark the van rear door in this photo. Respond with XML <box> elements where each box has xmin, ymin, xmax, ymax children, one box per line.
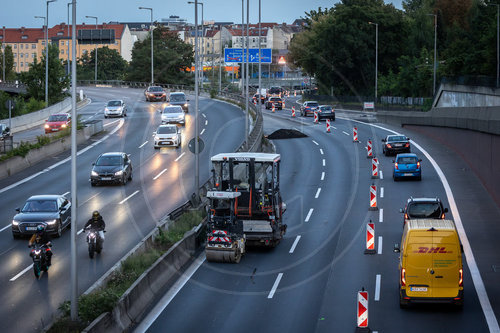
<box><xmin>431</xmin><ymin>231</ymin><xmax>460</xmax><ymax>298</ymax></box>
<box><xmin>405</xmin><ymin>242</ymin><xmax>433</xmax><ymax>298</ymax></box>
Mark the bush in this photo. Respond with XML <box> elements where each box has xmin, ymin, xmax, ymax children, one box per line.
<box><xmin>25</xmin><ymin>97</ymin><xmax>46</xmax><ymax>113</ymax></box>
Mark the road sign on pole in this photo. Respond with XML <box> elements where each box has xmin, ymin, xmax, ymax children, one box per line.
<box><xmin>224</xmin><ymin>48</ymin><xmax>272</xmax><ymax>63</ymax></box>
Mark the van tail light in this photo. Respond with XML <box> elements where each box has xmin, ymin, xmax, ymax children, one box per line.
<box><xmin>395</xmin><ymin>163</ymin><xmax>399</xmax><ymax>170</ymax></box>
<box><xmin>401</xmin><ymin>268</ymin><xmax>406</xmax><ymax>286</ymax></box>
<box><xmin>459</xmin><ymin>269</ymin><xmax>463</xmax><ymax>287</ymax></box>
<box><xmin>441</xmin><ymin>213</ymin><xmax>445</xmax><ymax>219</ymax></box>
<box><xmin>405</xmin><ymin>213</ymin><xmax>408</xmax><ymax>219</ymax></box>
<box><xmin>405</xmin><ymin>143</ymin><xmax>410</xmax><ymax>147</ymax></box>
<box><xmin>417</xmin><ymin>161</ymin><xmax>420</xmax><ymax>168</ymax></box>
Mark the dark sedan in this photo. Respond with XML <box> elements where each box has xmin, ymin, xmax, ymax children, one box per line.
<box><xmin>382</xmin><ymin>134</ymin><xmax>411</xmax><ymax>156</ymax></box>
<box><xmin>318</xmin><ymin>105</ymin><xmax>335</xmax><ymax>121</ymax></box>
<box><xmin>265</xmin><ymin>97</ymin><xmax>283</xmax><ymax>110</ymax></box>
<box><xmin>12</xmin><ymin>194</ymin><xmax>71</xmax><ymax>238</ymax></box>
<box><xmin>168</xmin><ymin>92</ymin><xmax>189</xmax><ymax>112</ymax></box>
<box><xmin>300</xmin><ymin>101</ymin><xmax>319</xmax><ymax>117</ymax></box>
<box><xmin>90</xmin><ymin>152</ymin><xmax>133</xmax><ymax>186</ymax></box>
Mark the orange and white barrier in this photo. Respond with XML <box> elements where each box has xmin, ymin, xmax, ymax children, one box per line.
<box><xmin>371</xmin><ymin>158</ymin><xmax>379</xmax><ymax>179</ymax></box>
<box><xmin>357</xmin><ymin>289</ymin><xmax>370</xmax><ymax>330</ymax></box>
<box><xmin>369</xmin><ymin>184</ymin><xmax>378</xmax><ymax>210</ymax></box>
<box><xmin>272</xmin><ymin>104</ymin><xmax>275</xmax><ymax>113</ymax></box>
<box><xmin>326</xmin><ymin>119</ymin><xmax>331</xmax><ymax>133</ymax></box>
<box><xmin>291</xmin><ymin>106</ymin><xmax>296</xmax><ymax>117</ymax></box>
<box><xmin>314</xmin><ymin>111</ymin><xmax>319</xmax><ymax>123</ymax></box>
<box><xmin>353</xmin><ymin>127</ymin><xmax>359</xmax><ymax>142</ymax></box>
<box><xmin>294</xmin><ymin>90</ymin><xmax>296</xmax><ymax>97</ymax></box>
<box><xmin>367</xmin><ymin>140</ymin><xmax>373</xmax><ymax>158</ymax></box>
<box><xmin>365</xmin><ymin>222</ymin><xmax>376</xmax><ymax>254</ymax></box>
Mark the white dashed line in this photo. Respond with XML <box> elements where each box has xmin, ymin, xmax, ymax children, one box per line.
<box><xmin>0</xmin><ymin>224</ymin><xmax>11</xmax><ymax>232</ymax></box>
<box><xmin>202</xmin><ymin>113</ymin><xmax>206</xmax><ymax>118</ymax></box>
<box><xmin>320</xmin><ymin>149</ymin><xmax>324</xmax><ymax>155</ymax></box>
<box><xmin>77</xmin><ymin>228</ymin><xmax>84</xmax><ymax>235</ymax></box>
<box><xmin>379</xmin><ymin>208</ymin><xmax>384</xmax><ymax>223</ymax></box>
<box><xmin>380</xmin><ymin>187</ymin><xmax>384</xmax><ymax>198</ymax></box>
<box><xmin>321</xmin><ymin>172</ymin><xmax>325</xmax><ymax>181</ymax></box>
<box><xmin>305</xmin><ymin>208</ymin><xmax>313</xmax><ymax>222</ymax></box>
<box><xmin>380</xmin><ymin>171</ymin><xmax>384</xmax><ymax>180</ymax></box>
<box><xmin>378</xmin><ymin>236</ymin><xmax>383</xmax><ymax>254</ymax></box>
<box><xmin>10</xmin><ymin>264</ymin><xmax>33</xmax><ymax>282</ymax></box>
<box><xmin>119</xmin><ymin>190</ymin><xmax>139</xmax><ymax>204</ymax></box>
<box><xmin>153</xmin><ymin>169</ymin><xmax>168</xmax><ymax>180</ymax></box>
<box><xmin>139</xmin><ymin>141</ymin><xmax>148</xmax><ymax>148</ymax></box>
<box><xmin>62</xmin><ymin>191</ymin><xmax>70</xmax><ymax>197</ymax></box>
<box><xmin>175</xmin><ymin>152</ymin><xmax>185</xmax><ymax>162</ymax></box>
<box><xmin>315</xmin><ymin>188</ymin><xmax>321</xmax><ymax>198</ymax></box>
<box><xmin>374</xmin><ymin>274</ymin><xmax>381</xmax><ymax>301</ymax></box>
<box><xmin>289</xmin><ymin>235</ymin><xmax>301</xmax><ymax>254</ymax></box>
<box><xmin>200</xmin><ymin>128</ymin><xmax>205</xmax><ymax>135</ymax></box>
<box><xmin>268</xmin><ymin>273</ymin><xmax>283</xmax><ymax>299</ymax></box>
<box><xmin>332</xmin><ymin>126</ymin><xmax>337</xmax><ymax>129</ymax></box>
<box><xmin>342</xmin><ymin>131</ymin><xmax>350</xmax><ymax>136</ymax></box>
<box><xmin>205</xmin><ymin>120</ymin><xmax>208</xmax><ymax>126</ymax></box>
<box><xmin>322</xmin><ymin>159</ymin><xmax>326</xmax><ymax>166</ymax></box>
<box><xmin>312</xmin><ymin>140</ymin><xmax>319</xmax><ymax>146</ymax></box>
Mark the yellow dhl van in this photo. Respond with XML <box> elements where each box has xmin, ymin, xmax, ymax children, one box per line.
<box><xmin>394</xmin><ymin>219</ymin><xmax>463</xmax><ymax>308</ymax></box>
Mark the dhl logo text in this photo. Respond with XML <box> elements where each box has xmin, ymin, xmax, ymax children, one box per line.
<box><xmin>413</xmin><ymin>247</ymin><xmax>452</xmax><ymax>254</ymax></box>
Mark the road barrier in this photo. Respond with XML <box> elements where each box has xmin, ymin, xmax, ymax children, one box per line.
<box><xmin>371</xmin><ymin>158</ymin><xmax>379</xmax><ymax>179</ymax></box>
<box><xmin>365</xmin><ymin>222</ymin><xmax>376</xmax><ymax>254</ymax></box>
<box><xmin>356</xmin><ymin>289</ymin><xmax>371</xmax><ymax>332</ymax></box>
<box><xmin>353</xmin><ymin>127</ymin><xmax>359</xmax><ymax>142</ymax></box>
<box><xmin>291</xmin><ymin>107</ymin><xmax>296</xmax><ymax>117</ymax></box>
<box><xmin>294</xmin><ymin>90</ymin><xmax>296</xmax><ymax>97</ymax></box>
<box><xmin>367</xmin><ymin>140</ymin><xmax>373</xmax><ymax>158</ymax></box>
<box><xmin>369</xmin><ymin>184</ymin><xmax>378</xmax><ymax>211</ymax></box>
<box><xmin>326</xmin><ymin>119</ymin><xmax>331</xmax><ymax>133</ymax></box>
<box><xmin>272</xmin><ymin>104</ymin><xmax>275</xmax><ymax>113</ymax></box>
<box><xmin>314</xmin><ymin>111</ymin><xmax>319</xmax><ymax>123</ymax></box>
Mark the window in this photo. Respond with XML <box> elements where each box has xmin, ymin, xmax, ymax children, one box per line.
<box><xmin>32</xmin><ymin>44</ymin><xmax>36</xmax><ymax>49</ymax></box>
<box><xmin>22</xmin><ymin>36</ymin><xmax>27</xmax><ymax>40</ymax></box>
<box><xmin>14</xmin><ymin>53</ymin><xmax>17</xmax><ymax>58</ymax></box>
<box><xmin>61</xmin><ymin>49</ymin><xmax>64</xmax><ymax>54</ymax></box>
<box><xmin>25</xmin><ymin>53</ymin><xmax>28</xmax><ymax>58</ymax></box>
<box><xmin>32</xmin><ymin>53</ymin><xmax>36</xmax><ymax>58</ymax></box>
<box><xmin>25</xmin><ymin>62</ymin><xmax>29</xmax><ymax>67</ymax></box>
<box><xmin>20</xmin><ymin>44</ymin><xmax>23</xmax><ymax>49</ymax></box>
<box><xmin>14</xmin><ymin>62</ymin><xmax>16</xmax><ymax>67</ymax></box>
<box><xmin>61</xmin><ymin>41</ymin><xmax>64</xmax><ymax>45</ymax></box>
<box><xmin>20</xmin><ymin>53</ymin><xmax>23</xmax><ymax>58</ymax></box>
<box><xmin>57</xmin><ymin>32</ymin><xmax>63</xmax><ymax>36</ymax></box>
<box><xmin>42</xmin><ymin>41</ymin><xmax>45</xmax><ymax>46</ymax></box>
<box><xmin>14</xmin><ymin>44</ymin><xmax>17</xmax><ymax>49</ymax></box>
<box><xmin>20</xmin><ymin>62</ymin><xmax>23</xmax><ymax>67</ymax></box>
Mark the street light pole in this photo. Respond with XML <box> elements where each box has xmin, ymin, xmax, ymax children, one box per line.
<box><xmin>369</xmin><ymin>22</ymin><xmax>378</xmax><ymax>100</ymax></box>
<box><xmin>218</xmin><ymin>26</ymin><xmax>222</xmax><ymax>93</ymax></box>
<box><xmin>188</xmin><ymin>2</ymin><xmax>203</xmax><ymax>88</ymax></box>
<box><xmin>245</xmin><ymin>0</ymin><xmax>249</xmax><ymax>149</ymax></box>
<box><xmin>3</xmin><ymin>26</ymin><xmax>6</xmax><ymax>82</ymax></box>
<box><xmin>258</xmin><ymin>0</ymin><xmax>261</xmax><ymax>110</ymax></box>
<box><xmin>45</xmin><ymin>0</ymin><xmax>56</xmax><ymax>106</ymax></box>
<box><xmin>85</xmin><ymin>15</ymin><xmax>98</xmax><ymax>82</ymax></box>
<box><xmin>427</xmin><ymin>13</ymin><xmax>437</xmax><ymax>95</ymax></box>
<box><xmin>67</xmin><ymin>2</ymin><xmax>71</xmax><ymax>76</ymax></box>
<box><xmin>139</xmin><ymin>7</ymin><xmax>154</xmax><ymax>85</ymax></box>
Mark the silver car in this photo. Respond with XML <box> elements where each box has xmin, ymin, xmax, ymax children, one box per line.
<box><xmin>153</xmin><ymin>124</ymin><xmax>181</xmax><ymax>148</ymax></box>
<box><xmin>161</xmin><ymin>105</ymin><xmax>185</xmax><ymax>125</ymax></box>
<box><xmin>104</xmin><ymin>100</ymin><xmax>127</xmax><ymax>118</ymax></box>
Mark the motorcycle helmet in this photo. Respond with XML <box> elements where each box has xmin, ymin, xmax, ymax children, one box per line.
<box><xmin>36</xmin><ymin>225</ymin><xmax>45</xmax><ymax>233</ymax></box>
<box><xmin>92</xmin><ymin>210</ymin><xmax>100</xmax><ymax>218</ymax></box>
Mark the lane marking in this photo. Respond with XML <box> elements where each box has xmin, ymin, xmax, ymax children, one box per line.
<box><xmin>379</xmin><ymin>208</ymin><xmax>384</xmax><ymax>223</ymax></box>
<box><xmin>200</xmin><ymin>128</ymin><xmax>205</xmax><ymax>135</ymax></box>
<box><xmin>345</xmin><ymin>118</ymin><xmax>500</xmax><ymax>332</ymax></box>
<box><xmin>322</xmin><ymin>159</ymin><xmax>326</xmax><ymax>167</ymax></box>
<box><xmin>380</xmin><ymin>187</ymin><xmax>384</xmax><ymax>198</ymax></box>
<box><xmin>342</xmin><ymin>131</ymin><xmax>349</xmax><ymax>136</ymax></box>
<box><xmin>374</xmin><ymin>274</ymin><xmax>381</xmax><ymax>301</ymax></box>
<box><xmin>321</xmin><ymin>172</ymin><xmax>325</xmax><ymax>181</ymax></box>
<box><xmin>379</xmin><ymin>170</ymin><xmax>384</xmax><ymax>180</ymax></box>
<box><xmin>119</xmin><ymin>190</ymin><xmax>139</xmax><ymax>204</ymax></box>
<box><xmin>267</xmin><ymin>273</ymin><xmax>283</xmax><ymax>299</ymax></box>
<box><xmin>320</xmin><ymin>149</ymin><xmax>324</xmax><ymax>155</ymax></box>
<box><xmin>205</xmin><ymin>120</ymin><xmax>208</xmax><ymax>126</ymax></box>
<box><xmin>77</xmin><ymin>228</ymin><xmax>84</xmax><ymax>235</ymax></box>
<box><xmin>202</xmin><ymin>113</ymin><xmax>206</xmax><ymax>118</ymax></box>
<box><xmin>62</xmin><ymin>191</ymin><xmax>70</xmax><ymax>197</ymax></box>
<box><xmin>332</xmin><ymin>126</ymin><xmax>337</xmax><ymax>129</ymax></box>
<box><xmin>289</xmin><ymin>235</ymin><xmax>301</xmax><ymax>254</ymax></box>
<box><xmin>0</xmin><ymin>224</ymin><xmax>12</xmax><ymax>232</ymax></box>
<box><xmin>10</xmin><ymin>264</ymin><xmax>33</xmax><ymax>282</ymax></box>
<box><xmin>315</xmin><ymin>188</ymin><xmax>321</xmax><ymax>199</ymax></box>
<box><xmin>175</xmin><ymin>152</ymin><xmax>186</xmax><ymax>162</ymax></box>
<box><xmin>153</xmin><ymin>169</ymin><xmax>168</xmax><ymax>180</ymax></box>
<box><xmin>312</xmin><ymin>140</ymin><xmax>319</xmax><ymax>146</ymax></box>
<box><xmin>139</xmin><ymin>141</ymin><xmax>148</xmax><ymax>148</ymax></box>
<box><xmin>305</xmin><ymin>208</ymin><xmax>313</xmax><ymax>222</ymax></box>
<box><xmin>378</xmin><ymin>236</ymin><xmax>383</xmax><ymax>254</ymax></box>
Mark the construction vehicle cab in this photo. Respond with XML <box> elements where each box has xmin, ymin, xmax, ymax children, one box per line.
<box><xmin>206</xmin><ymin>153</ymin><xmax>287</xmax><ymax>263</ymax></box>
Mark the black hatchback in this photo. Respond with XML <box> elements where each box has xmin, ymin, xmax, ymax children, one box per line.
<box><xmin>12</xmin><ymin>194</ymin><xmax>71</xmax><ymax>238</ymax></box>
<box><xmin>90</xmin><ymin>152</ymin><xmax>133</xmax><ymax>186</ymax></box>
<box><xmin>382</xmin><ymin>134</ymin><xmax>411</xmax><ymax>156</ymax></box>
<box><xmin>318</xmin><ymin>105</ymin><xmax>335</xmax><ymax>121</ymax></box>
<box><xmin>400</xmin><ymin>197</ymin><xmax>449</xmax><ymax>225</ymax></box>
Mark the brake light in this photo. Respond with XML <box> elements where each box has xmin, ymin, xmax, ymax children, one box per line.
<box><xmin>417</xmin><ymin>161</ymin><xmax>420</xmax><ymax>168</ymax></box>
<box><xmin>386</xmin><ymin>144</ymin><xmax>392</xmax><ymax>148</ymax></box>
<box><xmin>405</xmin><ymin>143</ymin><xmax>410</xmax><ymax>147</ymax></box>
<box><xmin>441</xmin><ymin>213</ymin><xmax>445</xmax><ymax>219</ymax></box>
<box><xmin>395</xmin><ymin>162</ymin><xmax>399</xmax><ymax>170</ymax></box>
<box><xmin>401</xmin><ymin>268</ymin><xmax>406</xmax><ymax>286</ymax></box>
<box><xmin>405</xmin><ymin>213</ymin><xmax>408</xmax><ymax>219</ymax></box>
<box><xmin>459</xmin><ymin>269</ymin><xmax>463</xmax><ymax>286</ymax></box>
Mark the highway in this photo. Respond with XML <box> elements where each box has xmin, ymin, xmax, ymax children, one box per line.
<box><xmin>0</xmin><ymin>87</ymin><xmax>246</xmax><ymax>333</ymax></box>
<box><xmin>137</xmin><ymin>96</ymin><xmax>499</xmax><ymax>333</ymax></box>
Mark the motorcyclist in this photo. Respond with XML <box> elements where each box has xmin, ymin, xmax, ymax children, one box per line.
<box><xmin>84</xmin><ymin>210</ymin><xmax>106</xmax><ymax>244</ymax></box>
<box><xmin>28</xmin><ymin>225</ymin><xmax>53</xmax><ymax>266</ymax></box>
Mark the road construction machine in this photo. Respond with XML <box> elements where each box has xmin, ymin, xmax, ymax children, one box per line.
<box><xmin>205</xmin><ymin>153</ymin><xmax>287</xmax><ymax>263</ymax></box>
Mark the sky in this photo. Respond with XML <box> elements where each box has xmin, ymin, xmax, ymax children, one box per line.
<box><xmin>1</xmin><ymin>0</ymin><xmax>403</xmax><ymax>29</ymax></box>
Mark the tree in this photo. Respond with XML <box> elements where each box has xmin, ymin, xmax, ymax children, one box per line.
<box><xmin>127</xmin><ymin>26</ymin><xmax>194</xmax><ymax>85</ymax></box>
<box><xmin>0</xmin><ymin>44</ymin><xmax>15</xmax><ymax>81</ymax></box>
<box><xmin>77</xmin><ymin>46</ymin><xmax>128</xmax><ymax>81</ymax></box>
<box><xmin>20</xmin><ymin>43</ymin><xmax>69</xmax><ymax>106</ymax></box>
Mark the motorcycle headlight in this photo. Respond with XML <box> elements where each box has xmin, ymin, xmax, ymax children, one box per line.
<box><xmin>12</xmin><ymin>220</ymin><xmax>19</xmax><ymax>226</ymax></box>
<box><xmin>46</xmin><ymin>219</ymin><xmax>57</xmax><ymax>225</ymax></box>
<box><xmin>91</xmin><ymin>170</ymin><xmax>98</xmax><ymax>176</ymax></box>
<box><xmin>34</xmin><ymin>250</ymin><xmax>41</xmax><ymax>255</ymax></box>
<box><xmin>115</xmin><ymin>170</ymin><xmax>123</xmax><ymax>176</ymax></box>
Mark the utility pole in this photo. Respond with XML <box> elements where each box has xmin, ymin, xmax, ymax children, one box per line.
<box><xmin>2</xmin><ymin>26</ymin><xmax>6</xmax><ymax>82</ymax></box>
<box><xmin>245</xmin><ymin>0</ymin><xmax>249</xmax><ymax>149</ymax></box>
<box><xmin>45</xmin><ymin>0</ymin><xmax>56</xmax><ymax>106</ymax></box>
<box><xmin>139</xmin><ymin>7</ymin><xmax>154</xmax><ymax>84</ymax></box>
<box><xmin>258</xmin><ymin>0</ymin><xmax>262</xmax><ymax>110</ymax></box>
<box><xmin>67</xmin><ymin>3</ymin><xmax>71</xmax><ymax>75</ymax></box>
<box><xmin>218</xmin><ymin>25</ymin><xmax>222</xmax><ymax>93</ymax></box>
<box><xmin>85</xmin><ymin>15</ymin><xmax>98</xmax><ymax>82</ymax></box>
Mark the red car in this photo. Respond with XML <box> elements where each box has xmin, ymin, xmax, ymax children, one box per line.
<box><xmin>45</xmin><ymin>113</ymin><xmax>71</xmax><ymax>134</ymax></box>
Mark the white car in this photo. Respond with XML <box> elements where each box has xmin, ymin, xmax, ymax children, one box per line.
<box><xmin>104</xmin><ymin>100</ymin><xmax>127</xmax><ymax>118</ymax></box>
<box><xmin>153</xmin><ymin>124</ymin><xmax>181</xmax><ymax>148</ymax></box>
<box><xmin>161</xmin><ymin>105</ymin><xmax>185</xmax><ymax>125</ymax></box>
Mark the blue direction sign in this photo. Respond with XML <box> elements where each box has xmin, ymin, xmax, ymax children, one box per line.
<box><xmin>224</xmin><ymin>48</ymin><xmax>272</xmax><ymax>63</ymax></box>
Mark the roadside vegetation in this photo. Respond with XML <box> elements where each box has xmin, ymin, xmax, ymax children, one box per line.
<box><xmin>48</xmin><ymin>210</ymin><xmax>205</xmax><ymax>333</ymax></box>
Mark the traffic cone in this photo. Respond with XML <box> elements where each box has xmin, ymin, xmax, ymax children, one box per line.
<box><xmin>314</xmin><ymin>111</ymin><xmax>319</xmax><ymax>123</ymax></box>
<box><xmin>353</xmin><ymin>127</ymin><xmax>359</xmax><ymax>142</ymax></box>
<box><xmin>291</xmin><ymin>106</ymin><xmax>296</xmax><ymax>117</ymax></box>
<box><xmin>272</xmin><ymin>104</ymin><xmax>275</xmax><ymax>113</ymax></box>
<box><xmin>326</xmin><ymin>119</ymin><xmax>331</xmax><ymax>133</ymax></box>
<box><xmin>365</xmin><ymin>221</ymin><xmax>376</xmax><ymax>254</ymax></box>
<box><xmin>367</xmin><ymin>140</ymin><xmax>373</xmax><ymax>158</ymax></box>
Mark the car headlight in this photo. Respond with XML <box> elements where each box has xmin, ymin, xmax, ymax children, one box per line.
<box><xmin>44</xmin><ymin>124</ymin><xmax>49</xmax><ymax>129</ymax></box>
<box><xmin>117</xmin><ymin>107</ymin><xmax>122</xmax><ymax>112</ymax></box>
<box><xmin>91</xmin><ymin>170</ymin><xmax>98</xmax><ymax>176</ymax></box>
<box><xmin>115</xmin><ymin>170</ymin><xmax>123</xmax><ymax>176</ymax></box>
<box><xmin>104</xmin><ymin>107</ymin><xmax>109</xmax><ymax>112</ymax></box>
<box><xmin>12</xmin><ymin>220</ymin><xmax>19</xmax><ymax>226</ymax></box>
<box><xmin>46</xmin><ymin>219</ymin><xmax>57</xmax><ymax>225</ymax></box>
<box><xmin>61</xmin><ymin>124</ymin><xmax>67</xmax><ymax>128</ymax></box>
<box><xmin>184</xmin><ymin>103</ymin><xmax>188</xmax><ymax>107</ymax></box>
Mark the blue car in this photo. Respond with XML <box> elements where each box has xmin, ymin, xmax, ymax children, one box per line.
<box><xmin>393</xmin><ymin>153</ymin><xmax>422</xmax><ymax>181</ymax></box>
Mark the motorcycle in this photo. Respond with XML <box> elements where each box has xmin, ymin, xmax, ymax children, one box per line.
<box><xmin>30</xmin><ymin>242</ymin><xmax>51</xmax><ymax>278</ymax></box>
<box><xmin>86</xmin><ymin>227</ymin><xmax>104</xmax><ymax>259</ymax></box>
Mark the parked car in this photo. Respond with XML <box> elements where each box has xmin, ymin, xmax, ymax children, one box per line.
<box><xmin>400</xmin><ymin>197</ymin><xmax>448</xmax><ymax>225</ymax></box>
<box><xmin>318</xmin><ymin>105</ymin><xmax>335</xmax><ymax>121</ymax></box>
<box><xmin>168</xmin><ymin>92</ymin><xmax>189</xmax><ymax>112</ymax></box>
<box><xmin>145</xmin><ymin>86</ymin><xmax>167</xmax><ymax>102</ymax></box>
<box><xmin>265</xmin><ymin>97</ymin><xmax>283</xmax><ymax>110</ymax></box>
<box><xmin>393</xmin><ymin>153</ymin><xmax>422</xmax><ymax>181</ymax></box>
<box><xmin>90</xmin><ymin>152</ymin><xmax>133</xmax><ymax>186</ymax></box>
<box><xmin>382</xmin><ymin>134</ymin><xmax>411</xmax><ymax>156</ymax></box>
<box><xmin>12</xmin><ymin>194</ymin><xmax>71</xmax><ymax>238</ymax></box>
<box><xmin>0</xmin><ymin>123</ymin><xmax>10</xmax><ymax>138</ymax></box>
<box><xmin>161</xmin><ymin>105</ymin><xmax>185</xmax><ymax>125</ymax></box>
<box><xmin>44</xmin><ymin>113</ymin><xmax>71</xmax><ymax>134</ymax></box>
<box><xmin>300</xmin><ymin>101</ymin><xmax>319</xmax><ymax>117</ymax></box>
<box><xmin>104</xmin><ymin>100</ymin><xmax>127</xmax><ymax>118</ymax></box>
<box><xmin>153</xmin><ymin>124</ymin><xmax>181</xmax><ymax>148</ymax></box>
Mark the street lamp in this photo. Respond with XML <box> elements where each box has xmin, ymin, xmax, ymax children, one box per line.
<box><xmin>139</xmin><ymin>7</ymin><xmax>154</xmax><ymax>85</ymax></box>
<box><xmin>45</xmin><ymin>0</ymin><xmax>56</xmax><ymax>106</ymax></box>
<box><xmin>188</xmin><ymin>1</ymin><xmax>204</xmax><ymax>87</ymax></box>
<box><xmin>35</xmin><ymin>15</ymin><xmax>46</xmax><ymax>92</ymax></box>
<box><xmin>427</xmin><ymin>13</ymin><xmax>437</xmax><ymax>95</ymax></box>
<box><xmin>368</xmin><ymin>21</ymin><xmax>378</xmax><ymax>100</ymax></box>
<box><xmin>67</xmin><ymin>2</ymin><xmax>71</xmax><ymax>75</ymax></box>
<box><xmin>85</xmin><ymin>15</ymin><xmax>98</xmax><ymax>82</ymax></box>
